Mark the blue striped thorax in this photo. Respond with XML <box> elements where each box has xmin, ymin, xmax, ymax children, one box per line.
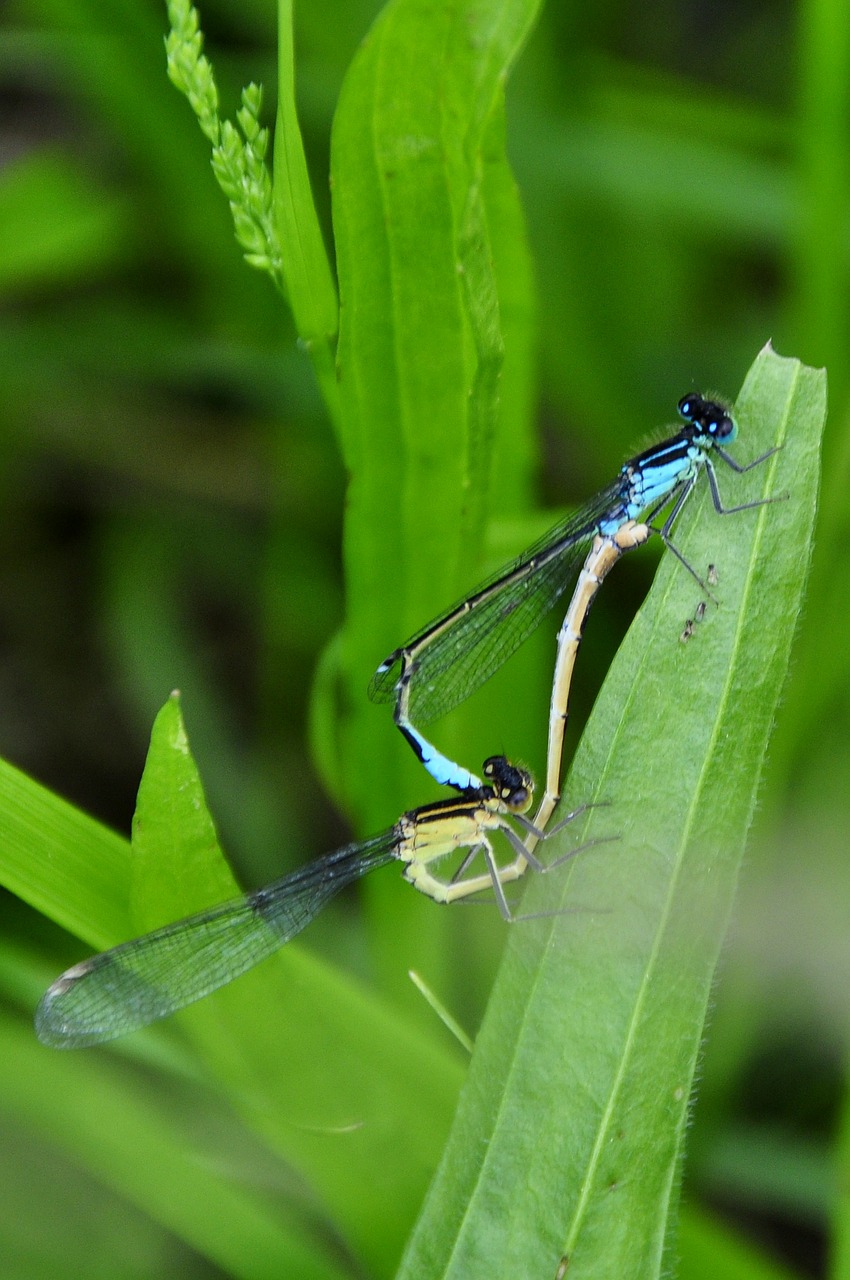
<box><xmin>598</xmin><ymin>394</ymin><xmax>738</xmax><ymax>536</ymax></box>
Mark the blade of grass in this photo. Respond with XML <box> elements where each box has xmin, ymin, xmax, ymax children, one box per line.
<box><xmin>1</xmin><ymin>1018</ymin><xmax>349</xmax><ymax>1280</ymax></box>
<box><xmin>275</xmin><ymin>0</ymin><xmax>341</xmax><ymax>432</ymax></box>
<box><xmin>0</xmin><ymin>757</ymin><xmax>132</xmax><ymax>951</ymax></box>
<box><xmin>397</xmin><ymin>346</ymin><xmax>826</xmax><ymax>1277</ymax></box>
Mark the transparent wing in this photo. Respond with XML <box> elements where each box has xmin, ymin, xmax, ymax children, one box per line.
<box><xmin>402</xmin><ymin>540</ymin><xmax>586</xmax><ymax>723</ymax></box>
<box><xmin>36</xmin><ymin>834</ymin><xmax>398</xmax><ymax>1048</ymax></box>
<box><xmin>370</xmin><ymin>479</ymin><xmax>624</xmax><ymax>724</ymax></box>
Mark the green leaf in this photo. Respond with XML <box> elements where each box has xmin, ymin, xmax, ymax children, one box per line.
<box><xmin>328</xmin><ymin>0</ymin><xmax>544</xmax><ymax>1010</ymax></box>
<box><xmin>396</xmin><ymin>346</ymin><xmax>826</xmax><ymax>1278</ymax></box>
<box><xmin>130</xmin><ymin>692</ymin><xmax>238</xmax><ymax>930</ymax></box>
<box><xmin>0</xmin><ymin>756</ymin><xmax>131</xmax><ymax>952</ymax></box>
<box><xmin>331</xmin><ymin>0</ymin><xmax>543</xmax><ymax>811</ymax></box>
<box><xmin>24</xmin><ymin>692</ymin><xmax>464</xmax><ymax>1276</ymax></box>
<box><xmin>0</xmin><ymin>1014</ymin><xmax>348</xmax><ymax>1280</ymax></box>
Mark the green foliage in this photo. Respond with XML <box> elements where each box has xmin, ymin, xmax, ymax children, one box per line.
<box><xmin>0</xmin><ymin>0</ymin><xmax>844</xmax><ymax>1277</ymax></box>
<box><xmin>329</xmin><ymin>0</ymin><xmax>542</xmax><ymax>1000</ymax></box>
<box><xmin>397</xmin><ymin>348</ymin><xmax>825</xmax><ymax>1277</ymax></box>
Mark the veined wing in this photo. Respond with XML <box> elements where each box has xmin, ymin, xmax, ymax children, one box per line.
<box><xmin>36</xmin><ymin>834</ymin><xmax>397</xmax><ymax>1048</ymax></box>
<box><xmin>370</xmin><ymin>478</ymin><xmax>624</xmax><ymax>724</ymax></box>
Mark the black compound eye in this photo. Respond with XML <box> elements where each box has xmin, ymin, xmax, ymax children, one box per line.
<box><xmin>482</xmin><ymin>755</ymin><xmax>503</xmax><ymax>780</ymax></box>
<box><xmin>701</xmin><ymin>406</ymin><xmax>734</xmax><ymax>439</ymax></box>
<box><xmin>678</xmin><ymin>394</ymin><xmax>704</xmax><ymax>421</ymax></box>
<box><xmin>482</xmin><ymin>757</ymin><xmax>533</xmax><ymax>807</ymax></box>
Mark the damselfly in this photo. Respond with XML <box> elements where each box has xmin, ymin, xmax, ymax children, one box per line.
<box><xmin>371</xmin><ymin>394</ymin><xmax>780</xmax><ymax>794</ymax></box>
<box><xmin>36</xmin><ymin>756</ymin><xmax>585</xmax><ymax>1048</ymax></box>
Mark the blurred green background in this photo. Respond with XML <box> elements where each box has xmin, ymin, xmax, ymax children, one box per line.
<box><xmin>1</xmin><ymin>0</ymin><xmax>848</xmax><ymax>1277</ymax></box>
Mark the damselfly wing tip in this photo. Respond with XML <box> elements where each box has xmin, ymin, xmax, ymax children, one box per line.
<box><xmin>368</xmin><ymin>651</ymin><xmax>403</xmax><ymax>702</ymax></box>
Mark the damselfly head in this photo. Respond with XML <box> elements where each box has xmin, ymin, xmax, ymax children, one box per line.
<box><xmin>678</xmin><ymin>393</ymin><xmax>737</xmax><ymax>444</ymax></box>
<box><xmin>482</xmin><ymin>755</ymin><xmax>534</xmax><ymax>812</ymax></box>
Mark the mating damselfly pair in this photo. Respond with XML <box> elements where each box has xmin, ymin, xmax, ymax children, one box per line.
<box><xmin>36</xmin><ymin>392</ymin><xmax>782</xmax><ymax>1048</ymax></box>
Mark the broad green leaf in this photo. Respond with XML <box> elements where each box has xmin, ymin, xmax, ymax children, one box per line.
<box><xmin>397</xmin><ymin>347</ymin><xmax>826</xmax><ymax>1278</ymax></box>
<box><xmin>329</xmin><ymin>0</ymin><xmax>544</xmax><ymax>1011</ymax></box>
<box><xmin>331</xmin><ymin>0</ymin><xmax>542</xmax><ymax>824</ymax></box>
